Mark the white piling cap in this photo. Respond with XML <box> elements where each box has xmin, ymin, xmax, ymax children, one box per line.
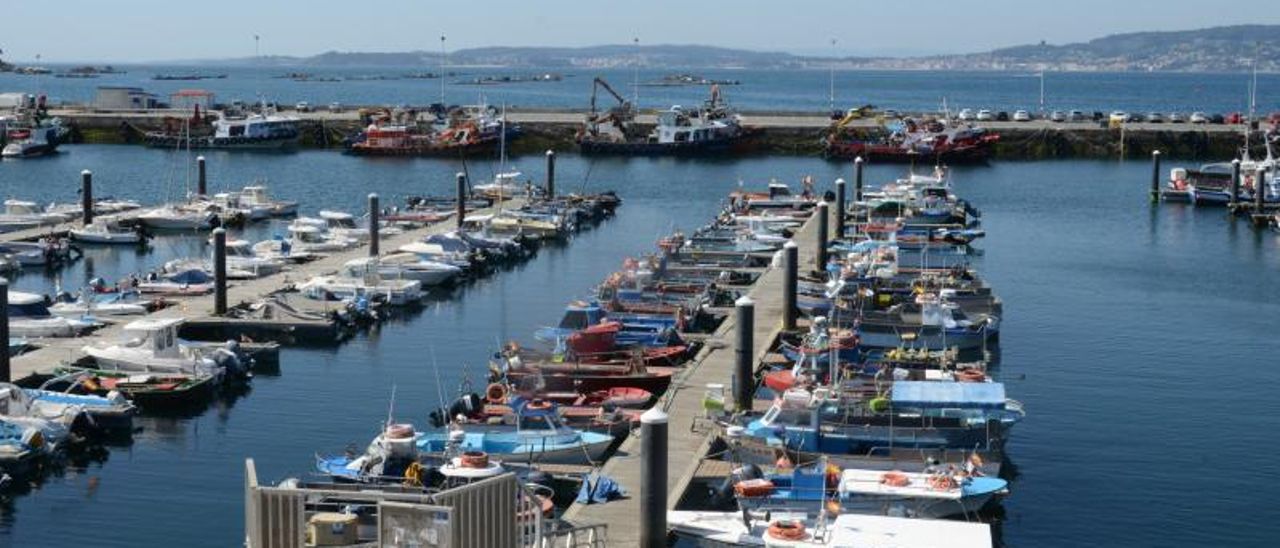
<box><xmin>212</xmin><ymin>227</ymin><xmax>226</xmax><ymax>235</ymax></box>
<box><xmin>834</xmin><ymin>178</ymin><xmax>846</xmax><ymax>185</ymax></box>
<box><xmin>855</xmin><ymin>156</ymin><xmax>865</xmax><ymax>164</ymax></box>
<box><xmin>817</xmin><ymin>201</ymin><xmax>829</xmax><ymax>208</ymax></box>
<box><xmin>197</xmin><ymin>155</ymin><xmax>206</xmax><ymax>161</ymax></box>
<box><xmin>1232</xmin><ymin>159</ymin><xmax>1241</xmax><ymax>164</ymax></box>
<box><xmin>783</xmin><ymin>240</ymin><xmax>798</xmax><ymax>249</ymax></box>
<box><xmin>640</xmin><ymin>407</ymin><xmax>669</xmax><ymax>425</ymax></box>
<box><xmin>81</xmin><ymin>169</ymin><xmax>92</xmax><ymax>175</ymax></box>
<box><xmin>368</xmin><ymin>192</ymin><xmax>379</xmax><ymax>199</ymax></box>
<box><xmin>1152</xmin><ymin>150</ymin><xmax>1160</xmax><ymax>156</ymax></box>
<box><xmin>545</xmin><ymin>149</ymin><xmax>555</xmax><ymax>156</ymax></box>
<box><xmin>735</xmin><ymin>295</ymin><xmax>755</xmax><ymax>307</ymax></box>
<box><xmin>456</xmin><ymin>171</ymin><xmax>466</xmax><ymax>177</ymax></box>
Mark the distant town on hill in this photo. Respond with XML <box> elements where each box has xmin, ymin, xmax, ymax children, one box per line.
<box><xmin>200</xmin><ymin>25</ymin><xmax>1280</xmax><ymax>72</ymax></box>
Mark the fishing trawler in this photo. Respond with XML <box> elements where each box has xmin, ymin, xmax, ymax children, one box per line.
<box><xmin>144</xmin><ymin>105</ymin><xmax>299</xmax><ymax>149</ymax></box>
<box><xmin>824</xmin><ymin>118</ymin><xmax>1000</xmax><ymax>163</ymax></box>
<box><xmin>577</xmin><ymin>79</ymin><xmax>754</xmax><ymax>155</ymax></box>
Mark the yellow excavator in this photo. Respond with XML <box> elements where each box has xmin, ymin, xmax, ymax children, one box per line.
<box><xmin>833</xmin><ymin>104</ymin><xmax>877</xmax><ymax>130</ymax></box>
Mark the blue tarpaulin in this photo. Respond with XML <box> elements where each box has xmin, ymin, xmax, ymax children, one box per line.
<box><xmin>891</xmin><ymin>381</ymin><xmax>1006</xmax><ymax>409</ymax></box>
<box><xmin>576</xmin><ymin>473</ymin><xmax>626</xmax><ymax>504</ymax></box>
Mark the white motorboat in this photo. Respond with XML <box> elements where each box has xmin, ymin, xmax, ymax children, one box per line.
<box><xmin>473</xmin><ymin>170</ymin><xmax>527</xmax><ymax>200</ymax></box>
<box><xmin>249</xmin><ymin>237</ymin><xmax>319</xmax><ymax>263</ymax></box>
<box><xmin>7</xmin><ymin>291</ymin><xmax>100</xmax><ymax>337</ymax></box>
<box><xmin>239</xmin><ymin>185</ymin><xmax>298</xmax><ymax>217</ymax></box>
<box><xmin>344</xmin><ymin>255</ymin><xmax>461</xmax><ymax>286</ymax></box>
<box><xmin>137</xmin><ymin>206</ymin><xmax>217</xmax><ymax>230</ymax></box>
<box><xmin>136</xmin><ymin>268</ymin><xmax>215</xmax><ymax>296</ymax></box>
<box><xmin>0</xmin><ymin>199</ymin><xmax>65</xmax><ymax>232</ymax></box>
<box><xmin>317</xmin><ymin>210</ymin><xmax>404</xmax><ymax>242</ymax></box>
<box><xmin>81</xmin><ymin>318</ymin><xmax>234</xmax><ymax>376</ymax></box>
<box><xmin>666</xmin><ymin>509</ymin><xmax>992</xmax><ymax>547</ymax></box>
<box><xmin>69</xmin><ymin>223</ymin><xmax>144</xmax><ymax>244</ymax></box>
<box><xmin>50</xmin><ymin>290</ymin><xmax>151</xmax><ymax>318</ymax></box>
<box><xmin>297</xmin><ymin>264</ymin><xmax>423</xmax><ymax>306</ymax></box>
<box><xmin>205</xmin><ymin>192</ymin><xmax>272</xmax><ymax>221</ymax></box>
<box><xmin>272</xmin><ymin>222</ymin><xmax>357</xmax><ymax>253</ymax></box>
<box><xmin>0</xmin><ymin>383</ymin><xmax>92</xmax><ymax>451</ymax></box>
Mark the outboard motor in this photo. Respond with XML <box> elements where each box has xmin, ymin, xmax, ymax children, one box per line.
<box><xmin>429</xmin><ymin>393</ymin><xmax>484</xmax><ymax>427</ymax></box>
<box><xmin>710</xmin><ymin>463</ymin><xmax>764</xmax><ymax>508</ymax></box>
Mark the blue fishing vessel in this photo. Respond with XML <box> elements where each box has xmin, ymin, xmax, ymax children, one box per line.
<box><xmin>416</xmin><ymin>399</ymin><xmax>613</xmax><ymax>465</ymax></box>
<box><xmin>535</xmin><ymin>301</ymin><xmax>680</xmax><ymax>347</ymax></box>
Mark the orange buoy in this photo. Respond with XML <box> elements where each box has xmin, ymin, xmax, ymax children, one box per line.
<box><xmin>766</xmin><ymin>520</ymin><xmax>807</xmax><ymax>541</ymax></box>
<box><xmin>486</xmin><ymin>383</ymin><xmax>508</xmax><ymax>404</ymax></box>
<box><xmin>880</xmin><ymin>471</ymin><xmax>911</xmax><ymax>487</ymax></box>
<box><xmin>733</xmin><ymin>478</ymin><xmax>775</xmax><ymax>498</ymax></box>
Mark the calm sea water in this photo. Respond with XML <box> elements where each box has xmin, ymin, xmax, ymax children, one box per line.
<box><xmin>1</xmin><ymin>146</ymin><xmax>1279</xmax><ymax>547</ymax></box>
<box><xmin>3</xmin><ymin>66</ymin><xmax>1279</xmax><ymax>114</ymax></box>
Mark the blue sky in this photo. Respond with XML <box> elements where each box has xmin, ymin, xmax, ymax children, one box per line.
<box><xmin>3</xmin><ymin>0</ymin><xmax>1277</xmax><ymax>62</ymax></box>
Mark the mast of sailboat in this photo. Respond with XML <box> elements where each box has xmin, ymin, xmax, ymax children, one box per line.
<box><xmin>632</xmin><ymin>37</ymin><xmax>640</xmax><ymax>108</ymax></box>
<box><xmin>440</xmin><ymin>35</ymin><xmax>447</xmax><ymax>108</ymax></box>
<box><xmin>498</xmin><ymin>104</ymin><xmax>507</xmax><ymax>212</ymax></box>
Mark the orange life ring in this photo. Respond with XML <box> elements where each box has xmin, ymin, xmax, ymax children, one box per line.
<box><xmin>928</xmin><ymin>475</ymin><xmax>958</xmax><ymax>490</ymax></box>
<box><xmin>767</xmin><ymin>520</ymin><xmax>807</xmax><ymax>541</ymax></box>
<box><xmin>486</xmin><ymin>383</ymin><xmax>508</xmax><ymax>404</ymax></box>
<box><xmin>732</xmin><ymin>478</ymin><xmax>775</xmax><ymax>498</ymax></box>
<box><xmin>526</xmin><ymin>399</ymin><xmax>552</xmax><ymax>411</ymax></box>
<box><xmin>955</xmin><ymin>368</ymin><xmax>986</xmax><ymax>383</ymax></box>
<box><xmin>460</xmin><ymin>451</ymin><xmax>490</xmax><ymax>469</ymax></box>
<box><xmin>880</xmin><ymin>471</ymin><xmax>910</xmax><ymax>487</ymax></box>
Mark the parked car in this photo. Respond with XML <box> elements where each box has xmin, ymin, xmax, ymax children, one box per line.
<box><xmin>1092</xmin><ymin>111</ymin><xmax>1105</xmax><ymax>121</ymax></box>
<box><xmin>1049</xmin><ymin>110</ymin><xmax>1066</xmax><ymax>122</ymax></box>
<box><xmin>1209</xmin><ymin>113</ymin><xmax>1225</xmax><ymax>124</ymax></box>
<box><xmin>1169</xmin><ymin>112</ymin><xmax>1185</xmax><ymax>123</ymax></box>
<box><xmin>1069</xmin><ymin>110</ymin><xmax>1086</xmax><ymax>121</ymax></box>
<box><xmin>1225</xmin><ymin>112</ymin><xmax>1243</xmax><ymax>124</ymax></box>
<box><xmin>328</xmin><ymin>102</ymin><xmax>343</xmax><ymax>113</ymax></box>
<box><xmin>995</xmin><ymin>111</ymin><xmax>1010</xmax><ymax>121</ymax></box>
<box><xmin>958</xmin><ymin>108</ymin><xmax>975</xmax><ymax>121</ymax></box>
<box><xmin>1109</xmin><ymin>111</ymin><xmax>1129</xmax><ymax>125</ymax></box>
<box><xmin>976</xmin><ymin>109</ymin><xmax>994</xmax><ymax>121</ymax></box>
<box><xmin>1013</xmin><ymin>110</ymin><xmax>1032</xmax><ymax>122</ymax></box>
<box><xmin>295</xmin><ymin>101</ymin><xmax>311</xmax><ymax>112</ymax></box>
<box><xmin>1146</xmin><ymin>112</ymin><xmax>1164</xmax><ymax>123</ymax></box>
<box><xmin>1189</xmin><ymin>111</ymin><xmax>1209</xmax><ymax>124</ymax></box>
<box><xmin>1126</xmin><ymin>113</ymin><xmax>1145</xmax><ymax>123</ymax></box>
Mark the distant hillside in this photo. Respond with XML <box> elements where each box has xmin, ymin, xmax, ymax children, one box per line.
<box><xmin>201</xmin><ymin>25</ymin><xmax>1280</xmax><ymax>72</ymax></box>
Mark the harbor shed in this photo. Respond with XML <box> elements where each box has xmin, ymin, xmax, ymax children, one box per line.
<box><xmin>93</xmin><ymin>86</ymin><xmax>160</xmax><ymax>110</ymax></box>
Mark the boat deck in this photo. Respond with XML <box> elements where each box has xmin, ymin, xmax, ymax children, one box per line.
<box><xmin>561</xmin><ymin>205</ymin><xmax>828</xmax><ymax>544</ymax></box>
<box><xmin>6</xmin><ymin>199</ymin><xmax>526</xmax><ymax>381</ymax></box>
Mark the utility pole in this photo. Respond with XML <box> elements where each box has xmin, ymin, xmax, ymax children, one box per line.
<box><xmin>633</xmin><ymin>37</ymin><xmax>640</xmax><ymax>108</ymax></box>
<box><xmin>254</xmin><ymin>35</ymin><xmax>260</xmax><ymax>59</ymax></box>
<box><xmin>829</xmin><ymin>38</ymin><xmax>837</xmax><ymax>114</ymax></box>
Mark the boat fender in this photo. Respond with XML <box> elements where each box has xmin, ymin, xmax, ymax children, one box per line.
<box><xmin>766</xmin><ymin>520</ymin><xmax>806</xmax><ymax>541</ymax></box>
<box><xmin>733</xmin><ymin>478</ymin><xmax>775</xmax><ymax>498</ymax></box>
<box><xmin>485</xmin><ymin>383</ymin><xmax>507</xmax><ymax>404</ymax></box>
<box><xmin>460</xmin><ymin>451</ymin><xmax>489</xmax><ymax>468</ymax></box>
<box><xmin>880</xmin><ymin>471</ymin><xmax>910</xmax><ymax>487</ymax></box>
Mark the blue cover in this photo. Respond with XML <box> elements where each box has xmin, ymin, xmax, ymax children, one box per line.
<box><xmin>575</xmin><ymin>473</ymin><xmax>626</xmax><ymax>504</ymax></box>
<box><xmin>166</xmin><ymin>269</ymin><xmax>213</xmax><ymax>284</ymax></box>
<box><xmin>891</xmin><ymin>381</ymin><xmax>1005</xmax><ymax>409</ymax></box>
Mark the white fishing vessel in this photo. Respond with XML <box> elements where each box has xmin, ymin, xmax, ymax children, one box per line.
<box><xmin>69</xmin><ymin>223</ymin><xmax>143</xmax><ymax>244</ymax></box>
<box><xmin>50</xmin><ymin>291</ymin><xmax>150</xmax><ymax>318</ymax></box>
<box><xmin>667</xmin><ymin>509</ymin><xmax>992</xmax><ymax>547</ymax></box>
<box><xmin>7</xmin><ymin>291</ymin><xmax>100</xmax><ymax>337</ymax></box>
<box><xmin>343</xmin><ymin>256</ymin><xmax>461</xmax><ymax>286</ymax></box>
<box><xmin>81</xmin><ymin>318</ymin><xmax>235</xmax><ymax>376</ymax></box>
<box><xmin>137</xmin><ymin>205</ymin><xmax>217</xmax><ymax>230</ymax></box>
<box><xmin>297</xmin><ymin>262</ymin><xmax>424</xmax><ymax>306</ymax></box>
<box><xmin>238</xmin><ymin>185</ymin><xmax>298</xmax><ymax>217</ymax></box>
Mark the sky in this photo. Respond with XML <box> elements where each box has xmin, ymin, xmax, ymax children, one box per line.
<box><xmin>2</xmin><ymin>0</ymin><xmax>1278</xmax><ymax>62</ymax></box>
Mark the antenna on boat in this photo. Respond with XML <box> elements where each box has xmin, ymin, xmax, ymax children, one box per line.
<box><xmin>429</xmin><ymin>345</ymin><xmax>449</xmax><ymax>425</ymax></box>
<box><xmin>385</xmin><ymin>384</ymin><xmax>397</xmax><ymax>428</ymax></box>
<box><xmin>440</xmin><ymin>34</ymin><xmax>448</xmax><ymax>108</ymax></box>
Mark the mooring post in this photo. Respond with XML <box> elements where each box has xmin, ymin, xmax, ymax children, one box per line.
<box><xmin>815</xmin><ymin>201</ymin><xmax>829</xmax><ymax>273</ymax></box>
<box><xmin>834</xmin><ymin>177</ymin><xmax>846</xmax><ymax>239</ymax></box>
<box><xmin>1149</xmin><ymin>150</ymin><xmax>1161</xmax><ymax>203</ymax></box>
<box><xmin>1255</xmin><ymin>167</ymin><xmax>1266</xmax><ymax>213</ymax></box>
<box><xmin>782</xmin><ymin>241</ymin><xmax>798</xmax><ymax>332</ymax></box>
<box><xmin>639</xmin><ymin>407</ymin><xmax>669</xmax><ymax>548</ymax></box>
<box><xmin>81</xmin><ymin>169</ymin><xmax>93</xmax><ymax>225</ymax></box>
<box><xmin>197</xmin><ymin>155</ymin><xmax>207</xmax><ymax>196</ymax></box>
<box><xmin>545</xmin><ymin>149</ymin><xmax>556</xmax><ymax>199</ymax></box>
<box><xmin>734</xmin><ymin>296</ymin><xmax>756</xmax><ymax>412</ymax></box>
<box><xmin>1230</xmin><ymin>159</ymin><xmax>1242</xmax><ymax>210</ymax></box>
<box><xmin>456</xmin><ymin>172</ymin><xmax>467</xmax><ymax>229</ymax></box>
<box><xmin>213</xmin><ymin>228</ymin><xmax>227</xmax><ymax>315</ymax></box>
<box><xmin>368</xmin><ymin>193</ymin><xmax>380</xmax><ymax>257</ymax></box>
<box><xmin>854</xmin><ymin>156</ymin><xmax>865</xmax><ymax>202</ymax></box>
<box><xmin>0</xmin><ymin>277</ymin><xmax>9</xmax><ymax>383</ymax></box>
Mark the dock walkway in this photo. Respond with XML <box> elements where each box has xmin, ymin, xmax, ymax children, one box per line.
<box><xmin>561</xmin><ymin>206</ymin><xmax>827</xmax><ymax>545</ymax></box>
<box><xmin>6</xmin><ymin>199</ymin><xmax>525</xmax><ymax>381</ymax></box>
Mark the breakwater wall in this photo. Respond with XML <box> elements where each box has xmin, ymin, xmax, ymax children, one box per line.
<box><xmin>54</xmin><ymin>108</ymin><xmax>1252</xmax><ymax>160</ymax></box>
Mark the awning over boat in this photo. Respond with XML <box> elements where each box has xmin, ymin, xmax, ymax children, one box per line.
<box><xmin>891</xmin><ymin>381</ymin><xmax>1005</xmax><ymax>409</ymax></box>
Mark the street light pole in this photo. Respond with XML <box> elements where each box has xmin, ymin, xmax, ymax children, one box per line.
<box><xmin>440</xmin><ymin>35</ymin><xmax>447</xmax><ymax>107</ymax></box>
<box><xmin>633</xmin><ymin>37</ymin><xmax>640</xmax><ymax>108</ymax></box>
<box><xmin>829</xmin><ymin>38</ymin><xmax>837</xmax><ymax>114</ymax></box>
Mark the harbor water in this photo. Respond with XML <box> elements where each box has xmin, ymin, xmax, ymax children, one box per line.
<box><xmin>4</xmin><ymin>67</ymin><xmax>1280</xmax><ymax>114</ymax></box>
<box><xmin>1</xmin><ymin>147</ymin><xmax>1279</xmax><ymax>546</ymax></box>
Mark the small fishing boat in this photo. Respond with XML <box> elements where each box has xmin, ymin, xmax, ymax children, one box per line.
<box><xmin>237</xmin><ymin>185</ymin><xmax>298</xmax><ymax>217</ymax></box>
<box><xmin>3</xmin><ymin>382</ymin><xmax>136</xmax><ymax>437</ymax></box>
<box><xmin>667</xmin><ymin>509</ymin><xmax>993</xmax><ymax>547</ymax></box>
<box><xmin>297</xmin><ymin>270</ymin><xmax>423</xmax><ymax>306</ymax></box>
<box><xmin>0</xmin><ymin>239</ymin><xmax>80</xmax><ymax>267</ymax></box>
<box><xmin>53</xmin><ymin>367</ymin><xmax>217</xmax><ymax>409</ymax></box>
<box><xmin>417</xmin><ymin>400</ymin><xmax>613</xmax><ymax>465</ymax></box>
<box><xmin>136</xmin><ymin>205</ymin><xmax>217</xmax><ymax>230</ymax></box>
<box><xmin>137</xmin><ymin>268</ymin><xmax>215</xmax><ymax>295</ymax></box>
<box><xmin>50</xmin><ymin>289</ymin><xmax>151</xmax><ymax>318</ymax></box>
<box><xmin>0</xmin><ymin>419</ymin><xmax>45</xmax><ymax>476</ymax></box>
<box><xmin>81</xmin><ymin>318</ymin><xmax>247</xmax><ymax>380</ymax></box>
<box><xmin>7</xmin><ymin>291</ymin><xmax>100</xmax><ymax>337</ymax></box>
<box><xmin>343</xmin><ymin>256</ymin><xmax>462</xmax><ymax>286</ymax></box>
<box><xmin>68</xmin><ymin>223</ymin><xmax>145</xmax><ymax>244</ymax></box>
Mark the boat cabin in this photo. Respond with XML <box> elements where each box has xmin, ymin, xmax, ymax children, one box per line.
<box><xmin>119</xmin><ymin>318</ymin><xmax>186</xmax><ymax>358</ymax></box>
<box><xmin>213</xmin><ymin>113</ymin><xmax>299</xmax><ymax>140</ymax></box>
<box><xmin>289</xmin><ymin>225</ymin><xmax>329</xmax><ymax>244</ymax></box>
<box><xmin>318</xmin><ymin>210</ymin><xmax>358</xmax><ymax>229</ymax></box>
<box><xmin>7</xmin><ymin>291</ymin><xmax>54</xmax><ymax>318</ymax></box>
<box><xmin>557</xmin><ymin>302</ymin><xmax>606</xmax><ymax>330</ymax></box>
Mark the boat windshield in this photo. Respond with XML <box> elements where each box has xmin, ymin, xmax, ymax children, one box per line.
<box><xmin>8</xmin><ymin>301</ymin><xmax>52</xmax><ymax>318</ymax></box>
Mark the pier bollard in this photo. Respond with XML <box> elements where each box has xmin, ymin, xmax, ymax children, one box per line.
<box><xmin>456</xmin><ymin>172</ymin><xmax>467</xmax><ymax>229</ymax></box>
<box><xmin>0</xmin><ymin>278</ymin><xmax>9</xmax><ymax>383</ymax></box>
<box><xmin>854</xmin><ymin>156</ymin><xmax>865</xmax><ymax>202</ymax></box>
<box><xmin>835</xmin><ymin>177</ymin><xmax>846</xmax><ymax>239</ymax></box>
<box><xmin>815</xmin><ymin>201</ymin><xmax>829</xmax><ymax>273</ymax></box>
<box><xmin>1149</xmin><ymin>150</ymin><xmax>1161</xmax><ymax>203</ymax></box>
<box><xmin>1230</xmin><ymin>159</ymin><xmax>1242</xmax><ymax>210</ymax></box>
<box><xmin>197</xmin><ymin>155</ymin><xmax>207</xmax><ymax>196</ymax></box>
<box><xmin>734</xmin><ymin>296</ymin><xmax>756</xmax><ymax>412</ymax></box>
<box><xmin>1255</xmin><ymin>168</ymin><xmax>1266</xmax><ymax>213</ymax></box>
<box><xmin>81</xmin><ymin>170</ymin><xmax>93</xmax><ymax>225</ymax></box>
<box><xmin>639</xmin><ymin>407</ymin><xmax>669</xmax><ymax>548</ymax></box>
<box><xmin>368</xmin><ymin>193</ymin><xmax>380</xmax><ymax>257</ymax></box>
<box><xmin>545</xmin><ymin>149</ymin><xmax>556</xmax><ymax>199</ymax></box>
<box><xmin>782</xmin><ymin>241</ymin><xmax>798</xmax><ymax>332</ymax></box>
<box><xmin>213</xmin><ymin>228</ymin><xmax>228</xmax><ymax>315</ymax></box>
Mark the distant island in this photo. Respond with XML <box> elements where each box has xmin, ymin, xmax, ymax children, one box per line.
<box><xmin>180</xmin><ymin>24</ymin><xmax>1277</xmax><ymax>73</ymax></box>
